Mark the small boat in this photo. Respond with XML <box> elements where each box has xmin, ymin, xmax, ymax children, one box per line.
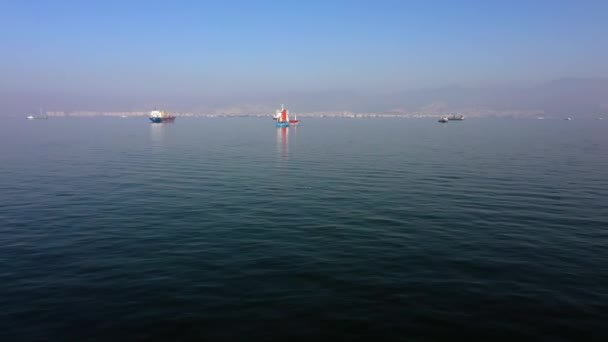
<box><xmin>289</xmin><ymin>113</ymin><xmax>300</xmax><ymax>125</ymax></box>
<box><xmin>26</xmin><ymin>108</ymin><xmax>48</xmax><ymax>120</ymax></box>
<box><xmin>438</xmin><ymin>117</ymin><xmax>449</xmax><ymax>123</ymax></box>
<box><xmin>565</xmin><ymin>117</ymin><xmax>572</xmax><ymax>121</ymax></box>
<box><xmin>149</xmin><ymin>110</ymin><xmax>176</xmax><ymax>123</ymax></box>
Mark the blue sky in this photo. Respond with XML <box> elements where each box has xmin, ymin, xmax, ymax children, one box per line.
<box><xmin>1</xmin><ymin>0</ymin><xmax>607</xmax><ymax>109</ymax></box>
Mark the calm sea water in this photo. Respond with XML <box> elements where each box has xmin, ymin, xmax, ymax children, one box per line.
<box><xmin>1</xmin><ymin>117</ymin><xmax>607</xmax><ymax>341</ymax></box>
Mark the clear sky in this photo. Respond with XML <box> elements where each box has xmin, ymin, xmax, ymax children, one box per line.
<box><xmin>1</xmin><ymin>0</ymin><xmax>607</xmax><ymax>110</ymax></box>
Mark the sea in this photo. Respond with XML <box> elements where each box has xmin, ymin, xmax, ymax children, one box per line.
<box><xmin>1</xmin><ymin>117</ymin><xmax>607</xmax><ymax>341</ymax></box>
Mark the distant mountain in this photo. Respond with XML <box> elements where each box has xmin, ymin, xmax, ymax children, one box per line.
<box><xmin>526</xmin><ymin>78</ymin><xmax>608</xmax><ymax>116</ymax></box>
<box><xmin>374</xmin><ymin>78</ymin><xmax>608</xmax><ymax>116</ymax></box>
<box><xmin>2</xmin><ymin>78</ymin><xmax>607</xmax><ymax>117</ymax></box>
<box><xmin>208</xmin><ymin>78</ymin><xmax>608</xmax><ymax>117</ymax></box>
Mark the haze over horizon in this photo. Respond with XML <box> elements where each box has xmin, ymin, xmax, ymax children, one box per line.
<box><xmin>1</xmin><ymin>0</ymin><xmax>607</xmax><ymax>115</ymax></box>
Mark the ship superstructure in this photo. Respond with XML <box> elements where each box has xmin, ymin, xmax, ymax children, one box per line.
<box><xmin>149</xmin><ymin>110</ymin><xmax>176</xmax><ymax>123</ymax></box>
<box><xmin>275</xmin><ymin>104</ymin><xmax>299</xmax><ymax>127</ymax></box>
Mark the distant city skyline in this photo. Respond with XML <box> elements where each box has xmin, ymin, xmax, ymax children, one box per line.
<box><xmin>1</xmin><ymin>0</ymin><xmax>607</xmax><ymax>114</ymax></box>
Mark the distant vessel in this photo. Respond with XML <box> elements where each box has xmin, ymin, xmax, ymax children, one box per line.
<box><xmin>447</xmin><ymin>114</ymin><xmax>465</xmax><ymax>121</ymax></box>
<box><xmin>565</xmin><ymin>117</ymin><xmax>572</xmax><ymax>121</ymax></box>
<box><xmin>438</xmin><ymin>117</ymin><xmax>449</xmax><ymax>123</ymax></box>
<box><xmin>26</xmin><ymin>108</ymin><xmax>48</xmax><ymax>120</ymax></box>
<box><xmin>275</xmin><ymin>104</ymin><xmax>295</xmax><ymax>127</ymax></box>
<box><xmin>149</xmin><ymin>110</ymin><xmax>176</xmax><ymax>123</ymax></box>
<box><xmin>289</xmin><ymin>113</ymin><xmax>300</xmax><ymax>125</ymax></box>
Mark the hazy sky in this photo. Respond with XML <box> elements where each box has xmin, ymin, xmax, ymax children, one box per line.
<box><xmin>1</xmin><ymin>0</ymin><xmax>607</xmax><ymax>111</ymax></box>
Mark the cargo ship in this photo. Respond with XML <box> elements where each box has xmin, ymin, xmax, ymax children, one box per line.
<box><xmin>274</xmin><ymin>104</ymin><xmax>298</xmax><ymax>127</ymax></box>
<box><xmin>149</xmin><ymin>110</ymin><xmax>176</xmax><ymax>123</ymax></box>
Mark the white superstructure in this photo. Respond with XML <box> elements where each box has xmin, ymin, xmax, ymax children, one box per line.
<box><xmin>150</xmin><ymin>110</ymin><xmax>164</xmax><ymax>118</ymax></box>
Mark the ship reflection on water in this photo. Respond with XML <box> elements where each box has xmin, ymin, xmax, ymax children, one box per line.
<box><xmin>149</xmin><ymin>120</ymin><xmax>173</xmax><ymax>149</ymax></box>
<box><xmin>276</xmin><ymin>127</ymin><xmax>289</xmax><ymax>159</ymax></box>
<box><xmin>150</xmin><ymin>122</ymin><xmax>164</xmax><ymax>143</ymax></box>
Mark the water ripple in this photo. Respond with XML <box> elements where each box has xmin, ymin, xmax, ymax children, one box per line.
<box><xmin>1</xmin><ymin>118</ymin><xmax>607</xmax><ymax>340</ymax></box>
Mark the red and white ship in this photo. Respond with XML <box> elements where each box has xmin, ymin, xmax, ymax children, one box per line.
<box><xmin>273</xmin><ymin>104</ymin><xmax>299</xmax><ymax>127</ymax></box>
